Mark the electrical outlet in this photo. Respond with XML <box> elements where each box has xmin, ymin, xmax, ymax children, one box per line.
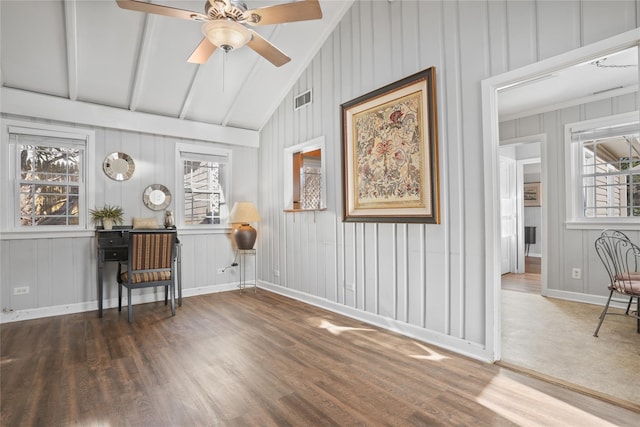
<box><xmin>217</xmin><ymin>268</ymin><xmax>225</xmax><ymax>274</ymax></box>
<box><xmin>571</xmin><ymin>268</ymin><xmax>581</xmax><ymax>279</ymax></box>
<box><xmin>273</xmin><ymin>269</ymin><xmax>280</xmax><ymax>277</ymax></box>
<box><xmin>345</xmin><ymin>282</ymin><xmax>355</xmax><ymax>291</ymax></box>
<box><xmin>13</xmin><ymin>286</ymin><xmax>30</xmax><ymax>295</ymax></box>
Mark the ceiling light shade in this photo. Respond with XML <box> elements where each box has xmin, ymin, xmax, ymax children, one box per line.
<box><xmin>229</xmin><ymin>202</ymin><xmax>261</xmax><ymax>250</ymax></box>
<box><xmin>202</xmin><ymin>20</ymin><xmax>251</xmax><ymax>52</ymax></box>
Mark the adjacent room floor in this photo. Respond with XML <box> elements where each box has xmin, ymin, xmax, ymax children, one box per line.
<box><xmin>501</xmin><ymin>266</ymin><xmax>640</xmax><ymax>408</ymax></box>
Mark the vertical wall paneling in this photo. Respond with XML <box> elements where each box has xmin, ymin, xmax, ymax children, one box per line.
<box><xmin>256</xmin><ymin>1</ymin><xmax>640</xmax><ymax>361</ymax></box>
<box><xmin>371</xmin><ymin>0</ymin><xmax>392</xmax><ymax>87</ymax></box>
<box><xmin>420</xmin><ymin>224</ymin><xmax>426</xmax><ymax>329</ymax></box>
<box><xmin>392</xmin><ymin>224</ymin><xmax>398</xmax><ymax>320</ymax></box>
<box><xmin>581</xmin><ymin>1</ymin><xmax>637</xmax><ymax>44</ymax></box>
<box><xmin>487</xmin><ymin>1</ymin><xmax>508</xmax><ymax>76</ymax></box>
<box><xmin>536</xmin><ymin>0</ymin><xmax>581</xmax><ymax>59</ymax></box>
<box><xmin>506</xmin><ymin>0</ymin><xmax>538</xmax><ymax>69</ymax></box>
<box><xmin>402</xmin><ymin>224</ymin><xmax>409</xmax><ymax>323</ymax></box>
<box><xmin>374</xmin><ymin>223</ymin><xmax>379</xmax><ymax>315</ymax></box>
<box><xmin>442</xmin><ymin>0</ymin><xmax>462</xmax><ymax>337</ymax></box>
<box><xmin>459</xmin><ymin>0</ymin><xmax>492</xmax><ymax>343</ymax></box>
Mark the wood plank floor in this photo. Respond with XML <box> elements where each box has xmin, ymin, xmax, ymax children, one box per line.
<box><xmin>501</xmin><ymin>257</ymin><xmax>542</xmax><ymax>294</ymax></box>
<box><xmin>2</xmin><ymin>290</ymin><xmax>638</xmax><ymax>426</ymax></box>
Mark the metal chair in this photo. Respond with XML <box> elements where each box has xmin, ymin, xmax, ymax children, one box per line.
<box><xmin>117</xmin><ymin>230</ymin><xmax>177</xmax><ymax>322</ymax></box>
<box><xmin>593</xmin><ymin>235</ymin><xmax>640</xmax><ymax>337</ymax></box>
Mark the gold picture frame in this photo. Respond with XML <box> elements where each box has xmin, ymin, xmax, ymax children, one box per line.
<box><xmin>523</xmin><ymin>182</ymin><xmax>541</xmax><ymax>207</ymax></box>
<box><xmin>341</xmin><ymin>68</ymin><xmax>440</xmax><ymax>223</ymax></box>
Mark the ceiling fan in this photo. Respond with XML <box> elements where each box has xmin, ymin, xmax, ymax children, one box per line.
<box><xmin>115</xmin><ymin>0</ymin><xmax>323</xmax><ymax>67</ymax></box>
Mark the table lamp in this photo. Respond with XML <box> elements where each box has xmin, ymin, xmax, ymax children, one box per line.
<box><xmin>229</xmin><ymin>201</ymin><xmax>261</xmax><ymax>249</ymax></box>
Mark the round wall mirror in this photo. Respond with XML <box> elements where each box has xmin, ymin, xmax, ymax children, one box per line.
<box><xmin>143</xmin><ymin>184</ymin><xmax>171</xmax><ymax>211</ymax></box>
<box><xmin>103</xmin><ymin>152</ymin><xmax>135</xmax><ymax>181</ymax></box>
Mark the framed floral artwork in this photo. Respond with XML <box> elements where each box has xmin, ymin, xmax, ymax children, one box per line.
<box><xmin>341</xmin><ymin>67</ymin><xmax>440</xmax><ymax>223</ymax></box>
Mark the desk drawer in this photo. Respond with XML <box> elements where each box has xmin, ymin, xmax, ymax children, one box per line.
<box><xmin>103</xmin><ymin>248</ymin><xmax>128</xmax><ymax>261</ymax></box>
<box><xmin>99</xmin><ymin>236</ymin><xmax>127</xmax><ymax>247</ymax></box>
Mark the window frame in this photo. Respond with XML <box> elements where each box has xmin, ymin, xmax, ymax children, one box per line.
<box><xmin>565</xmin><ymin>111</ymin><xmax>640</xmax><ymax>228</ymax></box>
<box><xmin>1</xmin><ymin>119</ymin><xmax>95</xmax><ymax>237</ymax></box>
<box><xmin>175</xmin><ymin>143</ymin><xmax>232</xmax><ymax>232</ymax></box>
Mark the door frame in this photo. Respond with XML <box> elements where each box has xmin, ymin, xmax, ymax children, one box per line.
<box><xmin>498</xmin><ymin>152</ymin><xmax>518</xmax><ymax>275</ymax></box>
<box><xmin>481</xmin><ymin>28</ymin><xmax>640</xmax><ymax>361</ymax></box>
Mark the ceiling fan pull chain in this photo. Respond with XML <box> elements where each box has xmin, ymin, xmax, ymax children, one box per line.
<box><xmin>222</xmin><ymin>52</ymin><xmax>226</xmax><ymax>93</ymax></box>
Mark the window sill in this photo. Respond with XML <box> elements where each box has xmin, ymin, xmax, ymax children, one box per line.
<box><xmin>177</xmin><ymin>227</ymin><xmax>232</xmax><ymax>235</ymax></box>
<box><xmin>0</xmin><ymin>229</ymin><xmax>95</xmax><ymax>240</ymax></box>
<box><xmin>565</xmin><ymin>219</ymin><xmax>640</xmax><ymax>230</ymax></box>
<box><xmin>283</xmin><ymin>208</ymin><xmax>327</xmax><ymax>213</ymax></box>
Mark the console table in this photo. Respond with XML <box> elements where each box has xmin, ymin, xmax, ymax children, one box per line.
<box><xmin>96</xmin><ymin>227</ymin><xmax>181</xmax><ymax>317</ymax></box>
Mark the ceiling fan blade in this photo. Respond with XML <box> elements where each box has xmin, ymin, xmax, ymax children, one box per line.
<box><xmin>187</xmin><ymin>38</ymin><xmax>217</xmax><ymax>64</ymax></box>
<box><xmin>243</xmin><ymin>0</ymin><xmax>322</xmax><ymax>26</ymax></box>
<box><xmin>116</xmin><ymin>0</ymin><xmax>207</xmax><ymax>21</ymax></box>
<box><xmin>246</xmin><ymin>31</ymin><xmax>291</xmax><ymax>67</ymax></box>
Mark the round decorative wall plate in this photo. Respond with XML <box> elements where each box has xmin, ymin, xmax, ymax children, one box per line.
<box><xmin>103</xmin><ymin>152</ymin><xmax>135</xmax><ymax>181</ymax></box>
<box><xmin>143</xmin><ymin>184</ymin><xmax>171</xmax><ymax>211</ymax></box>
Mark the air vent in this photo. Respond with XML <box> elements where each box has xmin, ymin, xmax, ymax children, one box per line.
<box><xmin>294</xmin><ymin>90</ymin><xmax>312</xmax><ymax>110</ymax></box>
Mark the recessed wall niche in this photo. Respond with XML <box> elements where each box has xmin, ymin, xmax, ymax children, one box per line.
<box><xmin>284</xmin><ymin>136</ymin><xmax>326</xmax><ymax>211</ymax></box>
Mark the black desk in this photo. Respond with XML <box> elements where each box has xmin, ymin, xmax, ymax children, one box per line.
<box><xmin>96</xmin><ymin>227</ymin><xmax>182</xmax><ymax>317</ymax></box>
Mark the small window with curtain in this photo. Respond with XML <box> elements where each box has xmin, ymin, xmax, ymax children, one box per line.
<box><xmin>177</xmin><ymin>144</ymin><xmax>231</xmax><ymax>227</ymax></box>
<box><xmin>566</xmin><ymin>112</ymin><xmax>640</xmax><ymax>222</ymax></box>
<box><xmin>3</xmin><ymin>122</ymin><xmax>93</xmax><ymax>230</ymax></box>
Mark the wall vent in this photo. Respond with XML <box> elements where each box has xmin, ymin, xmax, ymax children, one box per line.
<box><xmin>294</xmin><ymin>90</ymin><xmax>312</xmax><ymax>110</ymax></box>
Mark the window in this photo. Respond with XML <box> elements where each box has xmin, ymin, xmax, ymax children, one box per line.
<box><xmin>2</xmin><ymin>121</ymin><xmax>93</xmax><ymax>231</ymax></box>
<box><xmin>566</xmin><ymin>112</ymin><xmax>640</xmax><ymax>223</ymax></box>
<box><xmin>177</xmin><ymin>144</ymin><xmax>231</xmax><ymax>227</ymax></box>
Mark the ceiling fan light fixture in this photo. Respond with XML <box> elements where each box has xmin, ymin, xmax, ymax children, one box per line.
<box><xmin>202</xmin><ymin>20</ymin><xmax>251</xmax><ymax>52</ymax></box>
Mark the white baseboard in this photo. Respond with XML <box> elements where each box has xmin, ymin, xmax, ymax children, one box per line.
<box><xmin>0</xmin><ymin>282</ymin><xmax>241</xmax><ymax>324</ymax></box>
<box><xmin>545</xmin><ymin>288</ymin><xmax>633</xmax><ymax>310</ymax></box>
<box><xmin>257</xmin><ymin>281</ymin><xmax>493</xmax><ymax>363</ymax></box>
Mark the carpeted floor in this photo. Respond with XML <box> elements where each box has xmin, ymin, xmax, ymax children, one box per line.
<box><xmin>501</xmin><ymin>288</ymin><xmax>640</xmax><ymax>406</ymax></box>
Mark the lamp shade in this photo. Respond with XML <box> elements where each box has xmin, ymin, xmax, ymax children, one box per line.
<box><xmin>202</xmin><ymin>20</ymin><xmax>251</xmax><ymax>52</ymax></box>
<box><xmin>229</xmin><ymin>202</ymin><xmax>261</xmax><ymax>224</ymax></box>
<box><xmin>229</xmin><ymin>202</ymin><xmax>261</xmax><ymax>250</ymax></box>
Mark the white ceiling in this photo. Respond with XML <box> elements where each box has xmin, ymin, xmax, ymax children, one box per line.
<box><xmin>0</xmin><ymin>0</ymin><xmax>352</xmax><ymax>132</ymax></box>
<box><xmin>499</xmin><ymin>46</ymin><xmax>638</xmax><ymax>120</ymax></box>
<box><xmin>1</xmin><ymin>1</ymin><xmax>636</xmax><ymax>132</ymax></box>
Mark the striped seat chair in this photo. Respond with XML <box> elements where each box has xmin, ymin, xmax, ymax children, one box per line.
<box><xmin>117</xmin><ymin>230</ymin><xmax>177</xmax><ymax>322</ymax></box>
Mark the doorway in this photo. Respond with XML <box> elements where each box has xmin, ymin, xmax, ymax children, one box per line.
<box><xmin>499</xmin><ymin>139</ymin><xmax>543</xmax><ymax>295</ymax></box>
<box><xmin>482</xmin><ymin>29</ymin><xmax>640</xmax><ymax>400</ymax></box>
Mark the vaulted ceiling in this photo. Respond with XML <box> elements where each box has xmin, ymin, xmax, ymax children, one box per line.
<box><xmin>0</xmin><ymin>0</ymin><xmax>352</xmax><ymax>132</ymax></box>
<box><xmin>2</xmin><ymin>1</ymin><xmax>636</xmax><ymax>135</ymax></box>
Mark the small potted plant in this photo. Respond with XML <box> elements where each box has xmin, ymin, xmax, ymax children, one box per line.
<box><xmin>89</xmin><ymin>204</ymin><xmax>124</xmax><ymax>230</ymax></box>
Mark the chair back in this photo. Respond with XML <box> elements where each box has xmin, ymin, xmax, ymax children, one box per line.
<box><xmin>600</xmin><ymin>229</ymin><xmax>631</xmax><ymax>240</ymax></box>
<box><xmin>127</xmin><ymin>231</ymin><xmax>176</xmax><ymax>284</ymax></box>
<box><xmin>595</xmin><ymin>235</ymin><xmax>640</xmax><ymax>296</ymax></box>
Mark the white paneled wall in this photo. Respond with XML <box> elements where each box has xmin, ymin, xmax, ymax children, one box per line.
<box><xmin>257</xmin><ymin>0</ymin><xmax>639</xmax><ymax>360</ymax></box>
<box><xmin>1</xmin><ymin>113</ymin><xmax>257</xmax><ymax>319</ymax></box>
